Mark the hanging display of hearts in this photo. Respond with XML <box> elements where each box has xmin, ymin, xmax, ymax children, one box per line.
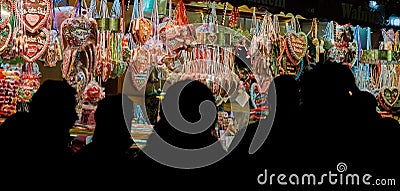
<box><xmin>146</xmin><ymin>0</ymin><xmax>166</xmax><ymax>66</ymax></box>
<box><xmin>162</xmin><ymin>0</ymin><xmax>196</xmax><ymax>53</ymax></box>
<box><xmin>0</xmin><ymin>0</ymin><xmax>13</xmax><ymax>29</ymax></box>
<box><xmin>123</xmin><ymin>0</ymin><xmax>152</xmax><ymax>90</ymax></box>
<box><xmin>326</xmin><ymin>22</ymin><xmax>358</xmax><ymax>66</ymax></box>
<box><xmin>0</xmin><ymin>23</ymin><xmax>11</xmax><ymax>53</ymax></box>
<box><xmin>16</xmin><ymin>0</ymin><xmax>50</xmax><ymax>33</ymax></box>
<box><xmin>93</xmin><ymin>0</ymin><xmax>126</xmax><ymax>82</ymax></box>
<box><xmin>17</xmin><ymin>28</ymin><xmax>50</xmax><ymax>63</ymax></box>
<box><xmin>285</xmin><ymin>31</ymin><xmax>308</xmax><ymax>65</ymax></box>
<box><xmin>60</xmin><ymin>0</ymin><xmax>98</xmax><ymax>97</ymax></box>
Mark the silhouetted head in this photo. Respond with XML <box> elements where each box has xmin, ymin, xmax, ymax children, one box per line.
<box><xmin>301</xmin><ymin>61</ymin><xmax>358</xmax><ymax>108</ymax></box>
<box><xmin>155</xmin><ymin>80</ymin><xmax>218</xmax><ymax>149</ymax></box>
<box><xmin>268</xmin><ymin>75</ymin><xmax>299</xmax><ymax>112</ymax></box>
<box><xmin>93</xmin><ymin>94</ymin><xmax>134</xmax><ymax>149</ymax></box>
<box><xmin>353</xmin><ymin>91</ymin><xmax>378</xmax><ymax>115</ymax></box>
<box><xmin>30</xmin><ymin>80</ymin><xmax>77</xmax><ymax>129</ymax></box>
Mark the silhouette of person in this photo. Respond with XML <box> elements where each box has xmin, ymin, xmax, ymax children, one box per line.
<box><xmin>133</xmin><ymin>80</ymin><xmax>227</xmax><ymax>188</ymax></box>
<box><xmin>0</xmin><ymin>112</ymin><xmax>31</xmax><ymax>161</ymax></box>
<box><xmin>299</xmin><ymin>61</ymin><xmax>360</xmax><ymax>164</ymax></box>
<box><xmin>351</xmin><ymin>92</ymin><xmax>400</xmax><ymax>176</ymax></box>
<box><xmin>352</xmin><ymin>90</ymin><xmax>382</xmax><ymax>129</ymax></box>
<box><xmin>73</xmin><ymin>94</ymin><xmax>135</xmax><ymax>164</ymax></box>
<box><xmin>29</xmin><ymin>80</ymin><xmax>78</xmax><ymax>161</ymax></box>
<box><xmin>0</xmin><ymin>80</ymin><xmax>77</xmax><ymax>178</ymax></box>
<box><xmin>146</xmin><ymin>80</ymin><xmax>221</xmax><ymax>150</ymax></box>
<box><xmin>223</xmin><ymin>75</ymin><xmax>301</xmax><ymax>189</ymax></box>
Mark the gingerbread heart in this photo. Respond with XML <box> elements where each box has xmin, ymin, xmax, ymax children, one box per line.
<box><xmin>285</xmin><ymin>31</ymin><xmax>308</xmax><ymax>65</ymax></box>
<box><xmin>61</xmin><ymin>16</ymin><xmax>92</xmax><ymax>47</ymax></box>
<box><xmin>207</xmin><ymin>33</ymin><xmax>217</xmax><ymax>44</ymax></box>
<box><xmin>0</xmin><ymin>23</ymin><xmax>11</xmax><ymax>53</ymax></box>
<box><xmin>0</xmin><ymin>0</ymin><xmax>13</xmax><ymax>29</ymax></box>
<box><xmin>381</xmin><ymin>87</ymin><xmax>399</xmax><ymax>107</ymax></box>
<box><xmin>17</xmin><ymin>0</ymin><xmax>50</xmax><ymax>33</ymax></box>
<box><xmin>26</xmin><ymin>14</ymin><xmax>40</xmax><ymax>27</ymax></box>
<box><xmin>131</xmin><ymin>17</ymin><xmax>152</xmax><ymax>45</ymax></box>
<box><xmin>21</xmin><ymin>28</ymin><xmax>50</xmax><ymax>62</ymax></box>
<box><xmin>131</xmin><ymin>66</ymin><xmax>150</xmax><ymax>91</ymax></box>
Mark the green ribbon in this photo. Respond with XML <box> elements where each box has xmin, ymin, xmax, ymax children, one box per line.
<box><xmin>96</xmin><ymin>18</ymin><xmax>120</xmax><ymax>31</ymax></box>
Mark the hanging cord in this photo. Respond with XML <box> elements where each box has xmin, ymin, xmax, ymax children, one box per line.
<box><xmin>273</xmin><ymin>15</ymin><xmax>280</xmax><ymax>36</ymax></box>
<box><xmin>289</xmin><ymin>16</ymin><xmax>296</xmax><ymax>32</ymax></box>
<box><xmin>120</xmin><ymin>0</ymin><xmax>125</xmax><ymax>34</ymax></box>
<box><xmin>89</xmin><ymin>0</ymin><xmax>97</xmax><ymax>18</ymax></box>
<box><xmin>209</xmin><ymin>1</ymin><xmax>217</xmax><ymax>25</ymax></box>
<box><xmin>366</xmin><ymin>27</ymin><xmax>372</xmax><ymax>50</ymax></box>
<box><xmin>111</xmin><ymin>0</ymin><xmax>122</xmax><ymax>18</ymax></box>
<box><xmin>394</xmin><ymin>31</ymin><xmax>399</xmax><ymax>51</ymax></box>
<box><xmin>251</xmin><ymin>7</ymin><xmax>257</xmax><ymax>37</ymax></box>
<box><xmin>50</xmin><ymin>0</ymin><xmax>55</xmax><ymax>31</ymax></box>
<box><xmin>99</xmin><ymin>0</ymin><xmax>109</xmax><ymax>18</ymax></box>
<box><xmin>151</xmin><ymin>0</ymin><xmax>159</xmax><ymax>41</ymax></box>
<box><xmin>354</xmin><ymin>25</ymin><xmax>361</xmax><ymax>70</ymax></box>
<box><xmin>168</xmin><ymin>0</ymin><xmax>172</xmax><ymax>19</ymax></box>
<box><xmin>128</xmin><ymin>0</ymin><xmax>139</xmax><ymax>33</ymax></box>
<box><xmin>74</xmin><ymin>0</ymin><xmax>83</xmax><ymax>17</ymax></box>
<box><xmin>139</xmin><ymin>0</ymin><xmax>144</xmax><ymax>18</ymax></box>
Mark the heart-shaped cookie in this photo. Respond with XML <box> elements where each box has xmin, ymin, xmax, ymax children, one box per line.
<box><xmin>0</xmin><ymin>23</ymin><xmax>11</xmax><ymax>53</ymax></box>
<box><xmin>165</xmin><ymin>25</ymin><xmax>196</xmax><ymax>52</ymax></box>
<box><xmin>0</xmin><ymin>0</ymin><xmax>13</xmax><ymax>29</ymax></box>
<box><xmin>381</xmin><ymin>87</ymin><xmax>399</xmax><ymax>107</ymax></box>
<box><xmin>25</xmin><ymin>14</ymin><xmax>40</xmax><ymax>27</ymax></box>
<box><xmin>131</xmin><ymin>66</ymin><xmax>150</xmax><ymax>91</ymax></box>
<box><xmin>131</xmin><ymin>17</ymin><xmax>152</xmax><ymax>45</ymax></box>
<box><xmin>207</xmin><ymin>33</ymin><xmax>217</xmax><ymax>44</ymax></box>
<box><xmin>21</xmin><ymin>28</ymin><xmax>50</xmax><ymax>62</ymax></box>
<box><xmin>285</xmin><ymin>31</ymin><xmax>308</xmax><ymax>65</ymax></box>
<box><xmin>61</xmin><ymin>16</ymin><xmax>92</xmax><ymax>47</ymax></box>
<box><xmin>18</xmin><ymin>0</ymin><xmax>50</xmax><ymax>33</ymax></box>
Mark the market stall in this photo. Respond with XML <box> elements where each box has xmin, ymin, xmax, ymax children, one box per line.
<box><xmin>0</xmin><ymin>0</ymin><xmax>399</xmax><ymax>150</ymax></box>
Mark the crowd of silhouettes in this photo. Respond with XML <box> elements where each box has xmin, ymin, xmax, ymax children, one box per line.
<box><xmin>0</xmin><ymin>60</ymin><xmax>398</xmax><ymax>187</ymax></box>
